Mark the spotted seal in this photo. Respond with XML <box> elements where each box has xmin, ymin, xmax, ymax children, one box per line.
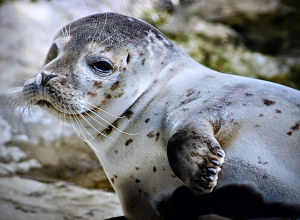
<box><xmin>19</xmin><ymin>13</ymin><xmax>300</xmax><ymax>219</ymax></box>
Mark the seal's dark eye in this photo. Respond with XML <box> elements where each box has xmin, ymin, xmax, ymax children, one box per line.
<box><xmin>45</xmin><ymin>43</ymin><xmax>58</xmax><ymax>64</ymax></box>
<box><xmin>90</xmin><ymin>60</ymin><xmax>114</xmax><ymax>76</ymax></box>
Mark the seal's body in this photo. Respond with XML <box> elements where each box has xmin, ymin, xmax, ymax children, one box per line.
<box><xmin>21</xmin><ymin>13</ymin><xmax>300</xmax><ymax>219</ymax></box>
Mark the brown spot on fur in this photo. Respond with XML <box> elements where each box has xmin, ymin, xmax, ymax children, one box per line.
<box><xmin>145</xmin><ymin>118</ymin><xmax>150</xmax><ymax>123</ymax></box>
<box><xmin>135</xmin><ymin>179</ymin><xmax>141</xmax><ymax>183</ymax></box>
<box><xmin>100</xmin><ymin>49</ymin><xmax>109</xmax><ymax>53</ymax></box>
<box><xmin>125</xmin><ymin>139</ymin><xmax>134</xmax><ymax>146</ymax></box>
<box><xmin>106</xmin><ymin>94</ymin><xmax>112</xmax><ymax>99</ymax></box>
<box><xmin>186</xmin><ymin>89</ymin><xmax>195</xmax><ymax>97</ymax></box>
<box><xmin>276</xmin><ymin>109</ymin><xmax>282</xmax><ymax>113</ymax></box>
<box><xmin>153</xmin><ymin>166</ymin><xmax>157</xmax><ymax>173</ymax></box>
<box><xmin>156</xmin><ymin>132</ymin><xmax>160</xmax><ymax>141</ymax></box>
<box><xmin>263</xmin><ymin>99</ymin><xmax>276</xmax><ymax>106</ymax></box>
<box><xmin>161</xmin><ymin>61</ymin><xmax>164</xmax><ymax>65</ymax></box>
<box><xmin>181</xmin><ymin>100</ymin><xmax>188</xmax><ymax>105</ymax></box>
<box><xmin>88</xmin><ymin>92</ymin><xmax>97</xmax><ymax>97</ymax></box>
<box><xmin>291</xmin><ymin>122</ymin><xmax>300</xmax><ymax>131</ymax></box>
<box><xmin>94</xmin><ymin>81</ymin><xmax>102</xmax><ymax>88</ymax></box>
<box><xmin>124</xmin><ymin>110</ymin><xmax>134</xmax><ymax>119</ymax></box>
<box><xmin>110</xmin><ymin>81</ymin><xmax>120</xmax><ymax>90</ymax></box>
<box><xmin>259</xmin><ymin>114</ymin><xmax>264</xmax><ymax>117</ymax></box>
<box><xmin>138</xmin><ymin>189</ymin><xmax>142</xmax><ymax>194</ymax></box>
<box><xmin>114</xmin><ymin>150</ymin><xmax>118</xmax><ymax>154</ymax></box>
<box><xmin>287</xmin><ymin>131</ymin><xmax>292</xmax><ymax>136</ymax></box>
<box><xmin>142</xmin><ymin>58</ymin><xmax>146</xmax><ymax>65</ymax></box>
<box><xmin>135</xmin><ymin>167</ymin><xmax>139</xmax><ymax>170</ymax></box>
<box><xmin>140</xmin><ymin>52</ymin><xmax>144</xmax><ymax>56</ymax></box>
<box><xmin>114</xmin><ymin>175</ymin><xmax>118</xmax><ymax>178</ymax></box>
<box><xmin>171</xmin><ymin>174</ymin><xmax>177</xmax><ymax>178</ymax></box>
<box><xmin>258</xmin><ymin>157</ymin><xmax>268</xmax><ymax>165</ymax></box>
<box><xmin>245</xmin><ymin>93</ymin><xmax>254</xmax><ymax>96</ymax></box>
<box><xmin>263</xmin><ymin>174</ymin><xmax>268</xmax><ymax>179</ymax></box>
<box><xmin>105</xmin><ymin>126</ymin><xmax>113</xmax><ymax>135</ymax></box>
<box><xmin>147</xmin><ymin>131</ymin><xmax>155</xmax><ymax>138</ymax></box>
<box><xmin>115</xmin><ymin>92</ymin><xmax>124</xmax><ymax>98</ymax></box>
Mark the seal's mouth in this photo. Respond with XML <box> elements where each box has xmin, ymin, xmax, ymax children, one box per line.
<box><xmin>37</xmin><ymin>100</ymin><xmax>52</xmax><ymax>108</ymax></box>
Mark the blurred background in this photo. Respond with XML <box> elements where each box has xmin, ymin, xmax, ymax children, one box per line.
<box><xmin>0</xmin><ymin>0</ymin><xmax>299</xmax><ymax>219</ymax></box>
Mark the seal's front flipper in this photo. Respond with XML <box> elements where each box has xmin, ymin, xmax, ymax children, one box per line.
<box><xmin>167</xmin><ymin>122</ymin><xmax>225</xmax><ymax>193</ymax></box>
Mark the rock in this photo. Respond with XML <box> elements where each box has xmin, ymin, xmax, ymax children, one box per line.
<box><xmin>0</xmin><ymin>176</ymin><xmax>123</xmax><ymax>220</ymax></box>
<box><xmin>159</xmin><ymin>0</ymin><xmax>300</xmax><ymax>56</ymax></box>
<box><xmin>156</xmin><ymin>0</ymin><xmax>300</xmax><ymax>90</ymax></box>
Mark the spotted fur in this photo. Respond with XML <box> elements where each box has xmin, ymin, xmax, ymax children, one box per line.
<box><xmin>21</xmin><ymin>13</ymin><xmax>300</xmax><ymax>220</ymax></box>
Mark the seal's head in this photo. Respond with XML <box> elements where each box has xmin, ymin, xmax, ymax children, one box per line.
<box><xmin>21</xmin><ymin>13</ymin><xmax>176</xmax><ymax>130</ymax></box>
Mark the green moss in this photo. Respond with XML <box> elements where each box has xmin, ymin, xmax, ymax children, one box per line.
<box><xmin>166</xmin><ymin>32</ymin><xmax>190</xmax><ymax>44</ymax></box>
<box><xmin>0</xmin><ymin>0</ymin><xmax>18</xmax><ymax>7</ymax></box>
<box><xmin>269</xmin><ymin>65</ymin><xmax>300</xmax><ymax>89</ymax></box>
<box><xmin>142</xmin><ymin>8</ymin><xmax>171</xmax><ymax>27</ymax></box>
<box><xmin>142</xmin><ymin>8</ymin><xmax>300</xmax><ymax>90</ymax></box>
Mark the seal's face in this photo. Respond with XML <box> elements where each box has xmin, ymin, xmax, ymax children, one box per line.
<box><xmin>22</xmin><ymin>13</ymin><xmax>174</xmax><ymax>133</ymax></box>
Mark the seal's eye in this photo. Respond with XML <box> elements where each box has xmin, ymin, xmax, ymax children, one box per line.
<box><xmin>45</xmin><ymin>43</ymin><xmax>58</xmax><ymax>64</ymax></box>
<box><xmin>90</xmin><ymin>59</ymin><xmax>114</xmax><ymax>76</ymax></box>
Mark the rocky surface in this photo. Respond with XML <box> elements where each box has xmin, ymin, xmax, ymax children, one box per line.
<box><xmin>156</xmin><ymin>0</ymin><xmax>300</xmax><ymax>89</ymax></box>
<box><xmin>0</xmin><ymin>0</ymin><xmax>299</xmax><ymax>219</ymax></box>
<box><xmin>0</xmin><ymin>176</ymin><xmax>122</xmax><ymax>220</ymax></box>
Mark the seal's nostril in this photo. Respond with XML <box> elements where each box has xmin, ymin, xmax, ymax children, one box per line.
<box><xmin>41</xmin><ymin>72</ymin><xmax>57</xmax><ymax>88</ymax></box>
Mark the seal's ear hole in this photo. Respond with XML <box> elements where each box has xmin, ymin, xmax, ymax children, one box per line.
<box><xmin>126</xmin><ymin>53</ymin><xmax>130</xmax><ymax>64</ymax></box>
<box><xmin>45</xmin><ymin>43</ymin><xmax>58</xmax><ymax>64</ymax></box>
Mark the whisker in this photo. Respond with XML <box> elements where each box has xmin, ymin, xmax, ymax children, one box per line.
<box><xmin>69</xmin><ymin>106</ymin><xmax>96</xmax><ymax>141</ymax></box>
<box><xmin>83</xmin><ymin>105</ymin><xmax>140</xmax><ymax>136</ymax></box>
<box><xmin>71</xmin><ymin>118</ymin><xmax>88</xmax><ymax>143</ymax></box>
<box><xmin>102</xmin><ymin>32</ymin><xmax>116</xmax><ymax>43</ymax></box>
<box><xmin>65</xmin><ymin>25</ymin><xmax>69</xmax><ymax>37</ymax></box>
<box><xmin>83</xmin><ymin>110</ymin><xmax>109</xmax><ymax>129</ymax></box>
<box><xmin>68</xmin><ymin>106</ymin><xmax>88</xmax><ymax>143</ymax></box>
<box><xmin>61</xmin><ymin>23</ymin><xmax>66</xmax><ymax>37</ymax></box>
<box><xmin>83</xmin><ymin>101</ymin><xmax>124</xmax><ymax>119</ymax></box>
<box><xmin>68</xmin><ymin>24</ymin><xmax>71</xmax><ymax>37</ymax></box>
<box><xmin>78</xmin><ymin>110</ymin><xmax>112</xmax><ymax>139</ymax></box>
<box><xmin>69</xmin><ymin>107</ymin><xmax>100</xmax><ymax>153</ymax></box>
<box><xmin>27</xmin><ymin>103</ymin><xmax>32</xmax><ymax>118</ymax></box>
<box><xmin>17</xmin><ymin>103</ymin><xmax>29</xmax><ymax>128</ymax></box>
<box><xmin>60</xmin><ymin>104</ymin><xmax>66</xmax><ymax>136</ymax></box>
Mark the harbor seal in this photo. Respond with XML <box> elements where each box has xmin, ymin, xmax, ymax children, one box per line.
<box><xmin>19</xmin><ymin>13</ymin><xmax>300</xmax><ymax>219</ymax></box>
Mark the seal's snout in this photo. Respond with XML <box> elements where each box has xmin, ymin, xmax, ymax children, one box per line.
<box><xmin>41</xmin><ymin>72</ymin><xmax>57</xmax><ymax>88</ymax></box>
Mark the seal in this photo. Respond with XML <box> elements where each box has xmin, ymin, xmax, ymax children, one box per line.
<box><xmin>19</xmin><ymin>13</ymin><xmax>300</xmax><ymax>219</ymax></box>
